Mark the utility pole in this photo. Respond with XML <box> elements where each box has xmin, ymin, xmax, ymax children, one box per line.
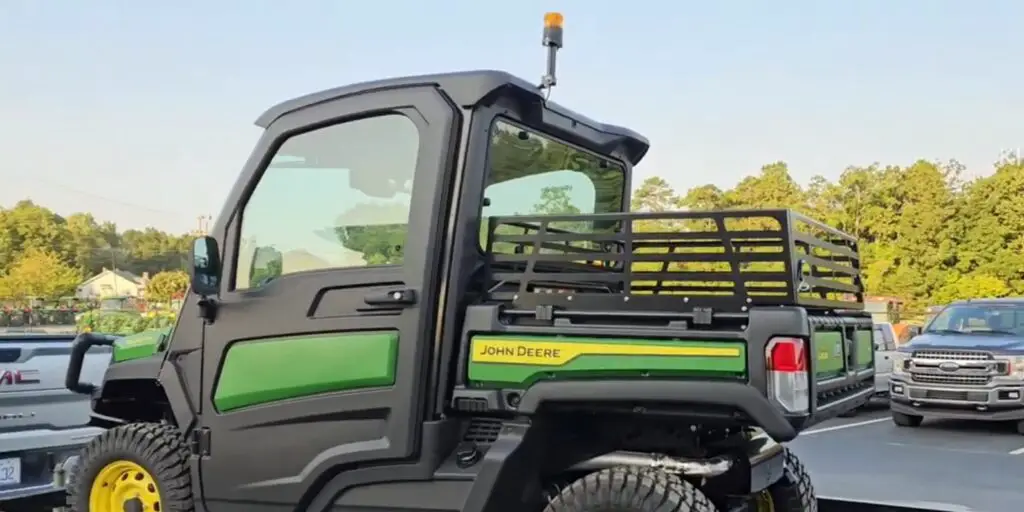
<box><xmin>195</xmin><ymin>215</ymin><xmax>212</xmax><ymax>236</ymax></box>
<box><xmin>110</xmin><ymin>248</ymin><xmax>119</xmax><ymax>297</ymax></box>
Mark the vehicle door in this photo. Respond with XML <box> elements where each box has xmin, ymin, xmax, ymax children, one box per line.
<box><xmin>197</xmin><ymin>87</ymin><xmax>458</xmax><ymax>509</ymax></box>
<box><xmin>873</xmin><ymin>324</ymin><xmax>897</xmax><ymax>392</ymax></box>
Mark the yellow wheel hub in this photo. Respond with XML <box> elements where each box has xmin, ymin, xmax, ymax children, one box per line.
<box><xmin>754</xmin><ymin>490</ymin><xmax>775</xmax><ymax>512</ymax></box>
<box><xmin>89</xmin><ymin>460</ymin><xmax>161</xmax><ymax>512</ymax></box>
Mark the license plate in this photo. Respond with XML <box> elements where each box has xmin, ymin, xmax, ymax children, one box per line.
<box><xmin>0</xmin><ymin>457</ymin><xmax>21</xmax><ymax>485</ymax></box>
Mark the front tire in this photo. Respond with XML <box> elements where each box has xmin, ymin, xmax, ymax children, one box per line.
<box><xmin>67</xmin><ymin>422</ymin><xmax>195</xmax><ymax>512</ymax></box>
<box><xmin>892</xmin><ymin>411</ymin><xmax>923</xmax><ymax>427</ymax></box>
<box><xmin>544</xmin><ymin>466</ymin><xmax>717</xmax><ymax>512</ymax></box>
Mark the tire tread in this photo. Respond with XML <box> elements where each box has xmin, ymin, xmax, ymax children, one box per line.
<box><xmin>66</xmin><ymin>422</ymin><xmax>194</xmax><ymax>512</ymax></box>
<box><xmin>544</xmin><ymin>466</ymin><xmax>717</xmax><ymax>512</ymax></box>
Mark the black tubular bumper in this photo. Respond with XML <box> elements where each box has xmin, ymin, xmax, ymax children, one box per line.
<box><xmin>517</xmin><ymin>380</ymin><xmax>800</xmax><ymax>442</ymax></box>
<box><xmin>65</xmin><ymin>333</ymin><xmax>117</xmax><ymax>395</ymax></box>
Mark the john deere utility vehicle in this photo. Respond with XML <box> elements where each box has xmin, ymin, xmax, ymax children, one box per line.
<box><xmin>64</xmin><ymin>13</ymin><xmax>875</xmax><ymax>512</ymax></box>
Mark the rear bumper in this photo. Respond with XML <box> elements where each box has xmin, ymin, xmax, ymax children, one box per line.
<box><xmin>0</xmin><ymin>426</ymin><xmax>103</xmax><ymax>453</ymax></box>
<box><xmin>0</xmin><ymin>427</ymin><xmax>100</xmax><ymax>502</ymax></box>
<box><xmin>0</xmin><ymin>446</ymin><xmax>83</xmax><ymax>503</ymax></box>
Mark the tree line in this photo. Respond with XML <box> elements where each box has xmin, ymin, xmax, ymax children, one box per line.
<box><xmin>631</xmin><ymin>156</ymin><xmax>1024</xmax><ymax>309</ymax></box>
<box><xmin>0</xmin><ymin>200</ymin><xmax>194</xmax><ymax>301</ymax></box>
<box><xmin>3</xmin><ymin>154</ymin><xmax>1021</xmax><ymax>309</ymax></box>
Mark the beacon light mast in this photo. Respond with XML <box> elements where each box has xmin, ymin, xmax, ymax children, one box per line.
<box><xmin>539</xmin><ymin>12</ymin><xmax>564</xmax><ymax>99</ymax></box>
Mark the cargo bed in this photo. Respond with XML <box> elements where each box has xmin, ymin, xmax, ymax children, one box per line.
<box><xmin>451</xmin><ymin>209</ymin><xmax>874</xmax><ymax>436</ymax></box>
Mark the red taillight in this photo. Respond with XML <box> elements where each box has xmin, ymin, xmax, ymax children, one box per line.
<box><xmin>767</xmin><ymin>337</ymin><xmax>806</xmax><ymax>373</ymax></box>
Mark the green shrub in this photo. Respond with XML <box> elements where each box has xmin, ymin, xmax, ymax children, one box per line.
<box><xmin>78</xmin><ymin>310</ymin><xmax>178</xmax><ymax>336</ymax></box>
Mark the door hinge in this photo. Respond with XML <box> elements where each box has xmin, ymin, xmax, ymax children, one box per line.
<box><xmin>190</xmin><ymin>427</ymin><xmax>211</xmax><ymax>456</ymax></box>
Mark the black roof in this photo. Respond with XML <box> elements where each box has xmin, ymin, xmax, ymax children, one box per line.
<box><xmin>256</xmin><ymin>70</ymin><xmax>650</xmax><ymax>165</ymax></box>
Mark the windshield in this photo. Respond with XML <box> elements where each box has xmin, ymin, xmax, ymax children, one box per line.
<box><xmin>924</xmin><ymin>303</ymin><xmax>1024</xmax><ymax>336</ymax></box>
<box><xmin>480</xmin><ymin>119</ymin><xmax>625</xmax><ymax>248</ymax></box>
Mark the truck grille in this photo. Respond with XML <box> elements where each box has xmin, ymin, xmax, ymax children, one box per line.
<box><xmin>912</xmin><ymin>350</ymin><xmax>992</xmax><ymax>361</ymax></box>
<box><xmin>910</xmin><ymin>350</ymin><xmax>995</xmax><ymax>387</ymax></box>
<box><xmin>911</xmin><ymin>374</ymin><xmax>991</xmax><ymax>386</ymax></box>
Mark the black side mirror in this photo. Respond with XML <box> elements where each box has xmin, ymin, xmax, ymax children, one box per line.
<box><xmin>190</xmin><ymin>236</ymin><xmax>222</xmax><ymax>297</ymax></box>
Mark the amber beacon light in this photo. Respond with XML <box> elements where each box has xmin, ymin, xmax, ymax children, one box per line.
<box><xmin>539</xmin><ymin>12</ymin><xmax>564</xmax><ymax>95</ymax></box>
<box><xmin>544</xmin><ymin>12</ymin><xmax>564</xmax><ymax>29</ymax></box>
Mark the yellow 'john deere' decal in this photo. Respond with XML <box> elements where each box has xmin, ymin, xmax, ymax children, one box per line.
<box><xmin>470</xmin><ymin>339</ymin><xmax>742</xmax><ymax>366</ymax></box>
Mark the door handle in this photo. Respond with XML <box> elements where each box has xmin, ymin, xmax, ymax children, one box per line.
<box><xmin>364</xmin><ymin>288</ymin><xmax>418</xmax><ymax>307</ymax></box>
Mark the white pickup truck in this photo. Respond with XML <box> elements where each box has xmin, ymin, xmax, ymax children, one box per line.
<box><xmin>0</xmin><ymin>331</ymin><xmax>110</xmax><ymax>511</ymax></box>
<box><xmin>839</xmin><ymin>322</ymin><xmax>899</xmax><ymax>417</ymax></box>
<box><xmin>873</xmin><ymin>322</ymin><xmax>899</xmax><ymax>396</ymax></box>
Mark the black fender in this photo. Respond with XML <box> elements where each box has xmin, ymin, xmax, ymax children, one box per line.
<box><xmin>85</xmin><ymin>351</ymin><xmax>198</xmax><ymax>432</ymax></box>
<box><xmin>517</xmin><ymin>380</ymin><xmax>800</xmax><ymax>442</ymax></box>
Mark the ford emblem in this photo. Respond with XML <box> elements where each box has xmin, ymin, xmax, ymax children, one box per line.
<box><xmin>938</xmin><ymin>361</ymin><xmax>960</xmax><ymax>372</ymax></box>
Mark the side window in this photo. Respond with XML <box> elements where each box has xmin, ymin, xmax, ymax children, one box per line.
<box><xmin>233</xmin><ymin>114</ymin><xmax>419</xmax><ymax>290</ymax></box>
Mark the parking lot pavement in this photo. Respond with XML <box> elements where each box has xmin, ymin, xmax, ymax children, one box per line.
<box><xmin>792</xmin><ymin>402</ymin><xmax>1024</xmax><ymax>511</ymax></box>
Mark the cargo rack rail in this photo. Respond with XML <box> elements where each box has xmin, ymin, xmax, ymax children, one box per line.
<box><xmin>483</xmin><ymin>209</ymin><xmax>864</xmax><ymax>313</ymax></box>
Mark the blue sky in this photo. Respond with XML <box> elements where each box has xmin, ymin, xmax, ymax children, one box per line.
<box><xmin>1</xmin><ymin>1</ymin><xmax>1021</xmax><ymax>234</ymax></box>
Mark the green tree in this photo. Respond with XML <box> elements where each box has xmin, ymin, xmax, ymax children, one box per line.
<box><xmin>0</xmin><ymin>248</ymin><xmax>83</xmax><ymax>300</ymax></box>
<box><xmin>145</xmin><ymin>270</ymin><xmax>191</xmax><ymax>303</ymax></box>
<box><xmin>632</xmin><ymin>177</ymin><xmax>680</xmax><ymax>212</ymax></box>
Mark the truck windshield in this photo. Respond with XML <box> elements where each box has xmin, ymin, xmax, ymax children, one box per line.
<box><xmin>480</xmin><ymin>119</ymin><xmax>625</xmax><ymax>249</ymax></box>
<box><xmin>925</xmin><ymin>303</ymin><xmax>1024</xmax><ymax>336</ymax></box>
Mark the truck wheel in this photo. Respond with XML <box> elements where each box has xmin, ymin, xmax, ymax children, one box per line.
<box><xmin>545</xmin><ymin>466</ymin><xmax>716</xmax><ymax>512</ymax></box>
<box><xmin>1014</xmin><ymin>420</ymin><xmax>1024</xmax><ymax>435</ymax></box>
<box><xmin>837</xmin><ymin>407</ymin><xmax>859</xmax><ymax>418</ymax></box>
<box><xmin>891</xmin><ymin>411</ymin><xmax>923</xmax><ymax>427</ymax></box>
<box><xmin>755</xmin><ymin>448</ymin><xmax>816</xmax><ymax>512</ymax></box>
<box><xmin>67</xmin><ymin>422</ymin><xmax>194</xmax><ymax>512</ymax></box>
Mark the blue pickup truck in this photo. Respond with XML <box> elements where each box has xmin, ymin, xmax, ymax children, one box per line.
<box><xmin>889</xmin><ymin>298</ymin><xmax>1024</xmax><ymax>431</ymax></box>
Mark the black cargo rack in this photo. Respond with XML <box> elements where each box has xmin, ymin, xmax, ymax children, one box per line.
<box><xmin>482</xmin><ymin>209</ymin><xmax>863</xmax><ymax>313</ymax></box>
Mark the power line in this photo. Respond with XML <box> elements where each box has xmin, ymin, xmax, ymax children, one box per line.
<box><xmin>13</xmin><ymin>174</ymin><xmax>183</xmax><ymax>217</ymax></box>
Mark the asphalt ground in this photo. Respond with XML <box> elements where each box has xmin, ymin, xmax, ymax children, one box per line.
<box><xmin>792</xmin><ymin>400</ymin><xmax>1024</xmax><ymax>512</ymax></box>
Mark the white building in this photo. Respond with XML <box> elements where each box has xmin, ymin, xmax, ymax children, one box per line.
<box><xmin>75</xmin><ymin>268</ymin><xmax>150</xmax><ymax>299</ymax></box>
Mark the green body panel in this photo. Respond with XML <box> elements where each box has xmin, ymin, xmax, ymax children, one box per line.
<box><xmin>467</xmin><ymin>335</ymin><xmax>746</xmax><ymax>387</ymax></box>
<box><xmin>812</xmin><ymin>331</ymin><xmax>844</xmax><ymax>379</ymax></box>
<box><xmin>113</xmin><ymin>327</ymin><xmax>172</xmax><ymax>362</ymax></box>
<box><xmin>213</xmin><ymin>331</ymin><xmax>399</xmax><ymax>412</ymax></box>
<box><xmin>854</xmin><ymin>329</ymin><xmax>874</xmax><ymax>370</ymax></box>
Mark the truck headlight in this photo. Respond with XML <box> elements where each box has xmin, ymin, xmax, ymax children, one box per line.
<box><xmin>1008</xmin><ymin>356</ymin><xmax>1024</xmax><ymax>379</ymax></box>
<box><xmin>892</xmin><ymin>352</ymin><xmax>909</xmax><ymax>375</ymax></box>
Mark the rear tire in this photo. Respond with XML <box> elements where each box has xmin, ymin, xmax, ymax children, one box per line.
<box><xmin>544</xmin><ymin>466</ymin><xmax>717</xmax><ymax>512</ymax></box>
<box><xmin>67</xmin><ymin>422</ymin><xmax>194</xmax><ymax>512</ymax></box>
<box><xmin>891</xmin><ymin>411</ymin><xmax>923</xmax><ymax>427</ymax></box>
<box><xmin>761</xmin><ymin>448</ymin><xmax>816</xmax><ymax>511</ymax></box>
